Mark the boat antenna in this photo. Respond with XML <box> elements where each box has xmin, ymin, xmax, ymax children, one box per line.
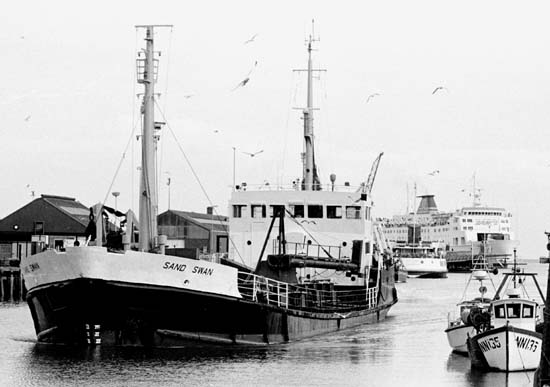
<box><xmin>293</xmin><ymin>20</ymin><xmax>325</xmax><ymax>191</ymax></box>
<box><xmin>512</xmin><ymin>248</ymin><xmax>518</xmax><ymax>289</ymax></box>
<box><xmin>135</xmin><ymin>24</ymin><xmax>172</xmax><ymax>252</ymax></box>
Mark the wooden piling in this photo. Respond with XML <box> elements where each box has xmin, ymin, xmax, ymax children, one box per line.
<box><xmin>9</xmin><ymin>272</ymin><xmax>13</xmax><ymax>302</ymax></box>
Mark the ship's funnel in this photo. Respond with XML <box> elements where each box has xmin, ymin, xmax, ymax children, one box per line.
<box><xmin>417</xmin><ymin>195</ymin><xmax>438</xmax><ymax>214</ymax></box>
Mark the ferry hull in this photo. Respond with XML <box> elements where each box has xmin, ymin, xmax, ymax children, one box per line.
<box><xmin>401</xmin><ymin>258</ymin><xmax>447</xmax><ymax>278</ymax></box>
<box><xmin>446</xmin><ymin>239</ymin><xmax>518</xmax><ymax>272</ymax></box>
<box><xmin>467</xmin><ymin>325</ymin><xmax>542</xmax><ymax>372</ymax></box>
<box><xmin>23</xmin><ymin>247</ymin><xmax>397</xmax><ymax>346</ymax></box>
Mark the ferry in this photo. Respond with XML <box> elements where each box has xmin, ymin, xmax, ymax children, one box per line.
<box><xmin>381</xmin><ymin>193</ymin><xmax>518</xmax><ymax>271</ymax></box>
<box><xmin>21</xmin><ymin>25</ymin><xmax>398</xmax><ymax>347</ymax></box>
<box><xmin>391</xmin><ymin>242</ymin><xmax>447</xmax><ymax>278</ymax></box>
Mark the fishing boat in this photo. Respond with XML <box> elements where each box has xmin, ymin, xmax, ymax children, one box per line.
<box><xmin>21</xmin><ymin>25</ymin><xmax>398</xmax><ymax>347</ymax></box>
<box><xmin>391</xmin><ymin>241</ymin><xmax>447</xmax><ymax>278</ymax></box>
<box><xmin>444</xmin><ymin>266</ymin><xmax>495</xmax><ymax>353</ymax></box>
<box><xmin>466</xmin><ymin>251</ymin><xmax>545</xmax><ymax>372</ymax></box>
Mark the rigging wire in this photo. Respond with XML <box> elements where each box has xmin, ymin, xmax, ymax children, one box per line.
<box><xmin>131</xmin><ymin>28</ymin><xmax>139</xmax><ymax>211</ymax></box>
<box><xmin>101</xmin><ymin>29</ymin><xmax>140</xmax><ymax>214</ymax></box>
<box><xmin>157</xmin><ymin>27</ymin><xmax>174</xmax><ymax>207</ymax></box>
<box><xmin>154</xmin><ymin>100</ymin><xmax>246</xmax><ymax>265</ymax></box>
<box><xmin>280</xmin><ymin>71</ymin><xmax>297</xmax><ymax>187</ymax></box>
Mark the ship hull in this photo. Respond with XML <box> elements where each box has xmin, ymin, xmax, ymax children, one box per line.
<box><xmin>27</xmin><ymin>278</ymin><xmax>395</xmax><ymax>346</ymax></box>
<box><xmin>23</xmin><ymin>247</ymin><xmax>397</xmax><ymax>346</ymax></box>
<box><xmin>446</xmin><ymin>239</ymin><xmax>518</xmax><ymax>272</ymax></box>
<box><xmin>467</xmin><ymin>325</ymin><xmax>541</xmax><ymax>372</ymax></box>
<box><xmin>401</xmin><ymin>258</ymin><xmax>447</xmax><ymax>278</ymax></box>
<box><xmin>445</xmin><ymin>323</ymin><xmax>477</xmax><ymax>353</ymax></box>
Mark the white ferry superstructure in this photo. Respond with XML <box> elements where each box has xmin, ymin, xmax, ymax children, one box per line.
<box><xmin>381</xmin><ymin>194</ymin><xmax>518</xmax><ymax>271</ymax></box>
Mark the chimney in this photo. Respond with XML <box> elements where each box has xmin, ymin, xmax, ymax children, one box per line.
<box><xmin>206</xmin><ymin>206</ymin><xmax>213</xmax><ymax>215</ymax></box>
<box><xmin>417</xmin><ymin>195</ymin><xmax>438</xmax><ymax>214</ymax></box>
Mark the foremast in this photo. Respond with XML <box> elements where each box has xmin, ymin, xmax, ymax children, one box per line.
<box><xmin>136</xmin><ymin>25</ymin><xmax>171</xmax><ymax>252</ymax></box>
<box><xmin>296</xmin><ymin>27</ymin><xmax>324</xmax><ymax>191</ymax></box>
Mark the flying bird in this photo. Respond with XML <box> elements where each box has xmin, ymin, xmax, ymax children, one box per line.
<box><xmin>243</xmin><ymin>150</ymin><xmax>263</xmax><ymax>157</ymax></box>
<box><xmin>300</xmin><ymin>220</ymin><xmax>317</xmax><ymax>225</ymax></box>
<box><xmin>24</xmin><ymin>115</ymin><xmax>31</xmax><ymax>121</ymax></box>
<box><xmin>232</xmin><ymin>77</ymin><xmax>250</xmax><ymax>91</ymax></box>
<box><xmin>183</xmin><ymin>94</ymin><xmax>196</xmax><ymax>99</ymax></box>
<box><xmin>244</xmin><ymin>33</ymin><xmax>259</xmax><ymax>44</ymax></box>
<box><xmin>366</xmin><ymin>93</ymin><xmax>380</xmax><ymax>103</ymax></box>
<box><xmin>428</xmin><ymin>170</ymin><xmax>440</xmax><ymax>176</ymax></box>
<box><xmin>432</xmin><ymin>86</ymin><xmax>448</xmax><ymax>95</ymax></box>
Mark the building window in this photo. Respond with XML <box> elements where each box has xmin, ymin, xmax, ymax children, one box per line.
<box><xmin>34</xmin><ymin>221</ymin><xmax>44</xmax><ymax>234</ymax></box>
<box><xmin>327</xmin><ymin>205</ymin><xmax>342</xmax><ymax>219</ymax></box>
<box><xmin>308</xmin><ymin>205</ymin><xmax>323</xmax><ymax>218</ymax></box>
<box><xmin>251</xmin><ymin>205</ymin><xmax>266</xmax><ymax>218</ymax></box>
<box><xmin>232</xmin><ymin>205</ymin><xmax>246</xmax><ymax>218</ymax></box>
<box><xmin>290</xmin><ymin>204</ymin><xmax>304</xmax><ymax>218</ymax></box>
<box><xmin>346</xmin><ymin>206</ymin><xmax>361</xmax><ymax>219</ymax></box>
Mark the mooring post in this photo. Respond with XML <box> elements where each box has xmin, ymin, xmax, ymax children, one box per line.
<box><xmin>534</xmin><ymin>261</ymin><xmax>550</xmax><ymax>386</ymax></box>
<box><xmin>0</xmin><ymin>271</ymin><xmax>4</xmax><ymax>302</ymax></box>
<box><xmin>9</xmin><ymin>271</ymin><xmax>14</xmax><ymax>303</ymax></box>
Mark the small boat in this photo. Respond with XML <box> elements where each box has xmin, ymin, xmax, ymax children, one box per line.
<box><xmin>392</xmin><ymin>242</ymin><xmax>447</xmax><ymax>278</ymax></box>
<box><xmin>445</xmin><ymin>268</ymin><xmax>495</xmax><ymax>353</ymax></box>
<box><xmin>466</xmin><ymin>251</ymin><xmax>545</xmax><ymax>372</ymax></box>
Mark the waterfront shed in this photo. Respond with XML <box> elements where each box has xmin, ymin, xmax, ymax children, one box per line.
<box><xmin>0</xmin><ymin>194</ymin><xmax>90</xmax><ymax>264</ymax></box>
<box><xmin>157</xmin><ymin>208</ymin><xmax>229</xmax><ymax>257</ymax></box>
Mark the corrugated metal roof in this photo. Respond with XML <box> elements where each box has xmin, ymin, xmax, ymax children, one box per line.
<box><xmin>0</xmin><ymin>194</ymin><xmax>90</xmax><ymax>236</ymax></box>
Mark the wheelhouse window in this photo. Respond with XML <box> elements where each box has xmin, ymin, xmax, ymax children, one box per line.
<box><xmin>326</xmin><ymin>205</ymin><xmax>342</xmax><ymax>219</ymax></box>
<box><xmin>289</xmin><ymin>204</ymin><xmax>304</xmax><ymax>218</ymax></box>
<box><xmin>308</xmin><ymin>205</ymin><xmax>323</xmax><ymax>218</ymax></box>
<box><xmin>251</xmin><ymin>204</ymin><xmax>266</xmax><ymax>218</ymax></box>
<box><xmin>494</xmin><ymin>304</ymin><xmax>505</xmax><ymax>318</ymax></box>
<box><xmin>506</xmin><ymin>304</ymin><xmax>521</xmax><ymax>318</ymax></box>
<box><xmin>365</xmin><ymin>207</ymin><xmax>371</xmax><ymax>220</ymax></box>
<box><xmin>346</xmin><ymin>206</ymin><xmax>361</xmax><ymax>219</ymax></box>
<box><xmin>523</xmin><ymin>304</ymin><xmax>534</xmax><ymax>318</ymax></box>
<box><xmin>269</xmin><ymin>205</ymin><xmax>286</xmax><ymax>218</ymax></box>
<box><xmin>232</xmin><ymin>205</ymin><xmax>247</xmax><ymax>218</ymax></box>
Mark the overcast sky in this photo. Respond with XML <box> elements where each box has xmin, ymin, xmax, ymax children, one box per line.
<box><xmin>2</xmin><ymin>1</ymin><xmax>550</xmax><ymax>259</ymax></box>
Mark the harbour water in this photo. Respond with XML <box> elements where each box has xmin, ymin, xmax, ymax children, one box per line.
<box><xmin>1</xmin><ymin>262</ymin><xmax>546</xmax><ymax>387</ymax></box>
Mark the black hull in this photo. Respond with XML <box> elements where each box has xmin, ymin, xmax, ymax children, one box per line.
<box><xmin>27</xmin><ymin>278</ymin><xmax>397</xmax><ymax>346</ymax></box>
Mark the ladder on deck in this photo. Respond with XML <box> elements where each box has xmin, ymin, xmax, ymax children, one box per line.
<box><xmin>472</xmin><ymin>253</ymin><xmax>490</xmax><ymax>271</ymax></box>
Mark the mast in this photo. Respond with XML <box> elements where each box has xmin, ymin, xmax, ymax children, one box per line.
<box><xmin>136</xmin><ymin>25</ymin><xmax>171</xmax><ymax>251</ymax></box>
<box><xmin>294</xmin><ymin>21</ymin><xmax>325</xmax><ymax>191</ymax></box>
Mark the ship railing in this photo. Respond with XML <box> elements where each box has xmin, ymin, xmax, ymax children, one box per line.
<box><xmin>237</xmin><ymin>272</ymin><xmax>378</xmax><ymax>313</ymax></box>
<box><xmin>272</xmin><ymin>241</ymin><xmax>343</xmax><ymax>260</ymax></box>
<box><xmin>366</xmin><ymin>287</ymin><xmax>378</xmax><ymax>309</ymax></box>
<box><xmin>235</xmin><ymin>183</ymin><xmax>360</xmax><ymax>193</ymax></box>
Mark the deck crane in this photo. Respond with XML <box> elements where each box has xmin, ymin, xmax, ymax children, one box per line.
<box><xmin>357</xmin><ymin>152</ymin><xmax>384</xmax><ymax>199</ymax></box>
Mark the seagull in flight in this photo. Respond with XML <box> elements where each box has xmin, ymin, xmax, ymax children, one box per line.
<box><xmin>428</xmin><ymin>170</ymin><xmax>440</xmax><ymax>176</ymax></box>
<box><xmin>24</xmin><ymin>115</ymin><xmax>31</xmax><ymax>121</ymax></box>
<box><xmin>232</xmin><ymin>77</ymin><xmax>250</xmax><ymax>91</ymax></box>
<box><xmin>243</xmin><ymin>150</ymin><xmax>263</xmax><ymax>157</ymax></box>
<box><xmin>244</xmin><ymin>33</ymin><xmax>259</xmax><ymax>44</ymax></box>
<box><xmin>183</xmin><ymin>94</ymin><xmax>196</xmax><ymax>99</ymax></box>
<box><xmin>432</xmin><ymin>86</ymin><xmax>448</xmax><ymax>95</ymax></box>
<box><xmin>366</xmin><ymin>93</ymin><xmax>380</xmax><ymax>103</ymax></box>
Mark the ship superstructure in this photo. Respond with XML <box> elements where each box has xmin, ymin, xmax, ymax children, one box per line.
<box><xmin>381</xmin><ymin>194</ymin><xmax>517</xmax><ymax>270</ymax></box>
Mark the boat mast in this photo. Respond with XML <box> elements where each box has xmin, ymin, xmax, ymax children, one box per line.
<box><xmin>303</xmin><ymin>36</ymin><xmax>315</xmax><ymax>191</ymax></box>
<box><xmin>295</xmin><ymin>21</ymin><xmax>325</xmax><ymax>191</ymax></box>
<box><xmin>136</xmin><ymin>25</ymin><xmax>171</xmax><ymax>251</ymax></box>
